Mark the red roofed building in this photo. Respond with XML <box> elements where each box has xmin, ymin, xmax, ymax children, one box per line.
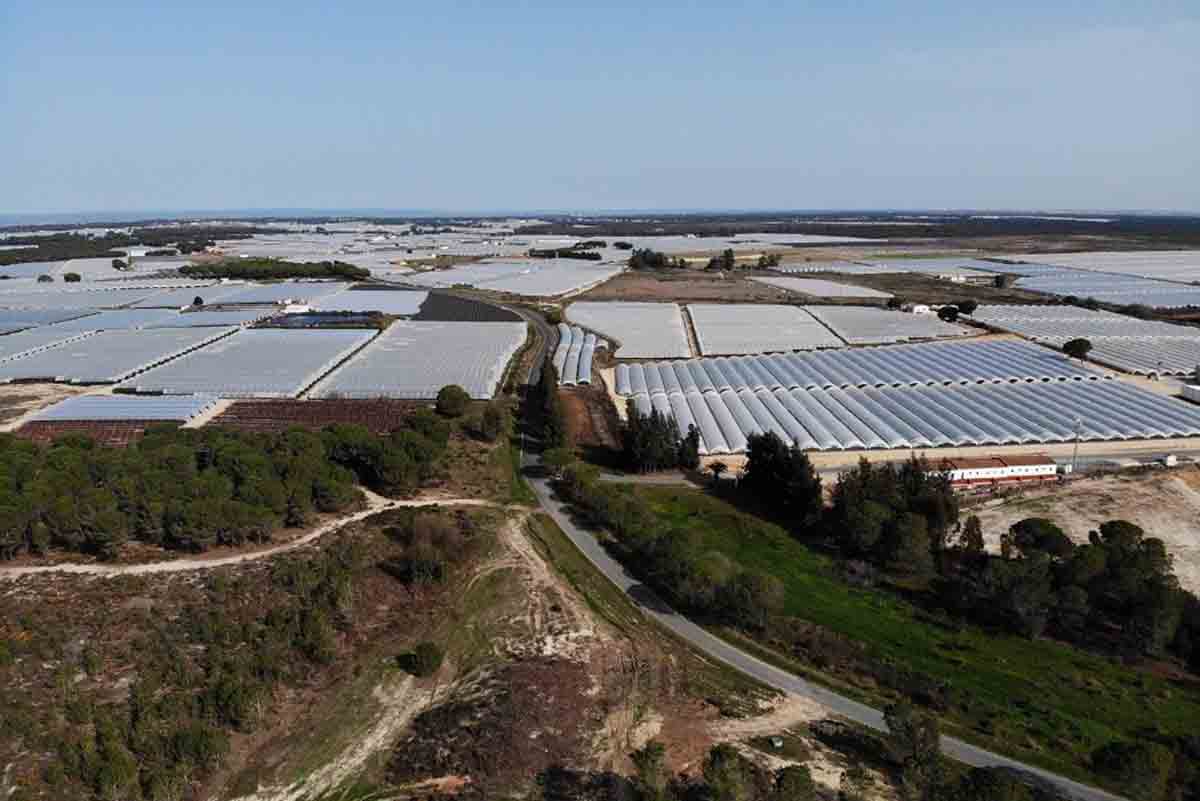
<box><xmin>938</xmin><ymin>453</ymin><xmax>1058</xmax><ymax>488</ymax></box>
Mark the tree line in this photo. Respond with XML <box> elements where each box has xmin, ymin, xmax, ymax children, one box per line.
<box><xmin>621</xmin><ymin>402</ymin><xmax>699</xmax><ymax>473</ymax></box>
<box><xmin>735</xmin><ymin>437</ymin><xmax>1200</xmax><ymax>673</ymax></box>
<box><xmin>627</xmin><ymin>248</ymin><xmax>689</xmax><ymax>270</ymax></box>
<box><xmin>180</xmin><ymin>258</ymin><xmax>369</xmax><ymax>281</ymax></box>
<box><xmin>0</xmin><ymin>415</ymin><xmax>449</xmax><ymax>560</ymax></box>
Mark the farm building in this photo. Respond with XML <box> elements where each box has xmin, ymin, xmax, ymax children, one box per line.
<box><xmin>938</xmin><ymin>454</ymin><xmax>1059</xmax><ymax>487</ymax></box>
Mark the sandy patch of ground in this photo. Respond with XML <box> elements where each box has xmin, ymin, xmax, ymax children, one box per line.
<box><xmin>229</xmin><ymin>673</ymin><xmax>438</xmax><ymax>801</ymax></box>
<box><xmin>971</xmin><ymin>468</ymin><xmax>1200</xmax><ymax>592</ymax></box>
<box><xmin>0</xmin><ymin>382</ymin><xmax>99</xmax><ymax>429</ymax></box>
<box><xmin>708</xmin><ymin>694</ymin><xmax>894</xmax><ymax>800</ymax></box>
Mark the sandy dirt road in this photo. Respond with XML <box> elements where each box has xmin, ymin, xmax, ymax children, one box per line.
<box><xmin>0</xmin><ymin>490</ymin><xmax>516</xmax><ymax>580</ymax></box>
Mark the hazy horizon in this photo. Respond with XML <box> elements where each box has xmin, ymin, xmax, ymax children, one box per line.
<box><xmin>3</xmin><ymin>1</ymin><xmax>1198</xmax><ymax>214</ymax></box>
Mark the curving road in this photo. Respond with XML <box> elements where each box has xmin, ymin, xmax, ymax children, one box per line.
<box><xmin>525</xmin><ymin>474</ymin><xmax>1127</xmax><ymax>801</ymax></box>
<box><xmin>498</xmin><ymin>298</ymin><xmax>1125</xmax><ymax>801</ymax></box>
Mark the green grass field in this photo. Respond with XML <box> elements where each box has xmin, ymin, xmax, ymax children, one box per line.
<box><xmin>630</xmin><ymin>485</ymin><xmax>1200</xmax><ymax>784</ymax></box>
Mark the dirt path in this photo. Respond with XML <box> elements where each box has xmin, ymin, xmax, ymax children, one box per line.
<box><xmin>0</xmin><ymin>490</ymin><xmax>517</xmax><ymax>581</ymax></box>
<box><xmin>226</xmin><ymin>671</ymin><xmax>444</xmax><ymax>801</ymax></box>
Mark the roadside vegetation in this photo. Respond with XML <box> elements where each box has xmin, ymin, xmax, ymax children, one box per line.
<box><xmin>0</xmin><ymin>414</ymin><xmax>450</xmax><ymax>560</ymax></box>
<box><xmin>550</xmin><ymin>435</ymin><xmax>1200</xmax><ymax>797</ymax></box>
<box><xmin>180</xmin><ymin>257</ymin><xmax>369</xmax><ymax>281</ymax></box>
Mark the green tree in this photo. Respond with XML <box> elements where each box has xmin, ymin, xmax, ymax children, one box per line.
<box><xmin>838</xmin><ymin>763</ymin><xmax>872</xmax><ymax>801</ymax></box>
<box><xmin>884</xmin><ymin>700</ymin><xmax>944</xmax><ymax>800</ymax></box>
<box><xmin>1091</xmin><ymin>740</ymin><xmax>1175</xmax><ymax>801</ymax></box>
<box><xmin>435</xmin><ymin>384</ymin><xmax>471</xmax><ymax>417</ymax></box>
<box><xmin>1063</xmin><ymin>338</ymin><xmax>1092</xmax><ymax>360</ymax></box>
<box><xmin>959</xmin><ymin>515</ymin><xmax>985</xmax><ymax>555</ymax></box>
<box><xmin>702</xmin><ymin>744</ymin><xmax>751</xmax><ymax>801</ymax></box>
<box><xmin>773</xmin><ymin>764</ymin><xmax>817</xmax><ymax>800</ymax></box>
<box><xmin>937</xmin><ymin>306</ymin><xmax>959</xmax><ymax>322</ymax></box>
<box><xmin>63</xmin><ymin>272</ymin><xmax>82</xmax><ymax>282</ymax></box>
<box><xmin>957</xmin><ymin>299</ymin><xmax>978</xmax><ymax>316</ymax></box>
<box><xmin>708</xmin><ymin>460</ymin><xmax>729</xmax><ymax>484</ymax></box>
<box><xmin>630</xmin><ymin>740</ymin><xmax>669</xmax><ymax>801</ymax></box>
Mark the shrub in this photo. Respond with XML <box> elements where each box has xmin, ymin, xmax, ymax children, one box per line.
<box><xmin>399</xmin><ymin>641</ymin><xmax>444</xmax><ymax>676</ymax></box>
<box><xmin>37</xmin><ymin>274</ymin><xmax>53</xmax><ymax>283</ymax></box>
<box><xmin>435</xmin><ymin>385</ymin><xmax>471</xmax><ymax>418</ymax></box>
<box><xmin>63</xmin><ymin>272</ymin><xmax>82</xmax><ymax>283</ymax></box>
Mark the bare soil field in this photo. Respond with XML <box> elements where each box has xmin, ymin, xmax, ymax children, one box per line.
<box><xmin>0</xmin><ymin>383</ymin><xmax>95</xmax><ymax>428</ymax></box>
<box><xmin>211</xmin><ymin>398</ymin><xmax>429</xmax><ymax>434</ymax></box>
<box><xmin>970</xmin><ymin>468</ymin><xmax>1200</xmax><ymax>593</ymax></box>
<box><xmin>579</xmin><ymin>270</ymin><xmax>793</xmax><ymax>303</ymax></box>
<box><xmin>561</xmin><ymin>386</ymin><xmax>620</xmax><ymax>451</ymax></box>
<box><xmin>14</xmin><ymin>419</ymin><xmax>177</xmax><ymax>447</ymax></box>
<box><xmin>820</xmin><ymin>272</ymin><xmax>1051</xmax><ymax>305</ymax></box>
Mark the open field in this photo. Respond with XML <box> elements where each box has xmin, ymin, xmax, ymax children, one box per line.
<box><xmin>625</xmin><ymin>484</ymin><xmax>1200</xmax><ymax>787</ymax></box>
<box><xmin>579</xmin><ymin>270</ymin><xmax>793</xmax><ymax>303</ymax></box>
<box><xmin>0</xmin><ymin>383</ymin><xmax>95</xmax><ymax>426</ymax></box>
<box><xmin>14</xmin><ymin>419</ymin><xmax>177</xmax><ymax>447</ymax></box>
<box><xmin>210</xmin><ymin>398</ymin><xmax>429</xmax><ymax>434</ymax></box>
<box><xmin>971</xmin><ymin>468</ymin><xmax>1200</xmax><ymax>593</ymax></box>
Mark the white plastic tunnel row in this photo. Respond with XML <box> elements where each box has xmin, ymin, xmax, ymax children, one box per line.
<box><xmin>625</xmin><ymin>380</ymin><xmax>1200</xmax><ymax>455</ymax></box>
<box><xmin>553</xmin><ymin>323</ymin><xmax>604</xmax><ymax>385</ymax></box>
<box><xmin>614</xmin><ymin>339</ymin><xmax>1106</xmax><ymax>396</ymax></box>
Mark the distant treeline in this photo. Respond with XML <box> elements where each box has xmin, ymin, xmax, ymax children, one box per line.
<box><xmin>0</xmin><ymin>225</ymin><xmax>267</xmax><ymax>266</ymax></box>
<box><xmin>515</xmin><ymin>213</ymin><xmax>1200</xmax><ymax>246</ymax></box>
<box><xmin>181</xmin><ymin>258</ymin><xmax>370</xmax><ymax>281</ymax></box>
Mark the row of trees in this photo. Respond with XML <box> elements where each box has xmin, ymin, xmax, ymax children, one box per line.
<box><xmin>555</xmin><ymin>460</ymin><xmax>784</xmax><ymax>628</ymax></box>
<box><xmin>628</xmin><ymin>248</ymin><xmax>689</xmax><ymax>270</ymax></box>
<box><xmin>536</xmin><ymin>359</ymin><xmax>570</xmax><ymax>451</ymax></box>
<box><xmin>0</xmin><ymin>416</ymin><xmax>450</xmax><ymax>559</ymax></box>
<box><xmin>621</xmin><ymin>403</ymin><xmax>699</xmax><ymax>472</ymax></box>
<box><xmin>733</xmin><ymin>437</ymin><xmax>1200</xmax><ymax>672</ymax></box>
<box><xmin>939</xmin><ymin>516</ymin><xmax>1200</xmax><ymax>669</ymax></box>
<box><xmin>180</xmin><ymin>258</ymin><xmax>369</xmax><ymax>281</ymax></box>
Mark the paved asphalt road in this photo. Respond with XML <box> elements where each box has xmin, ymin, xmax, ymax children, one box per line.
<box><xmin>525</xmin><ymin>473</ymin><xmax>1127</xmax><ymax>801</ymax></box>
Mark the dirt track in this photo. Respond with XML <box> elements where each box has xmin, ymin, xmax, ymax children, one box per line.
<box><xmin>0</xmin><ymin>490</ymin><xmax>516</xmax><ymax>580</ymax></box>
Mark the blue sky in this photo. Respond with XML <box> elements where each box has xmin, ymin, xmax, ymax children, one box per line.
<box><xmin>2</xmin><ymin>1</ymin><xmax>1198</xmax><ymax>214</ymax></box>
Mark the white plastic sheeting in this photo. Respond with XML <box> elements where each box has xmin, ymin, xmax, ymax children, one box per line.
<box><xmin>750</xmin><ymin>276</ymin><xmax>893</xmax><ymax>299</ymax></box>
<box><xmin>144</xmin><ymin>309</ymin><xmax>274</xmax><ymax>328</ymax></box>
<box><xmin>215</xmin><ymin>282</ymin><xmax>351</xmax><ymax>305</ymax></box>
<box><xmin>970</xmin><ymin>304</ymin><xmax>1200</xmax><ymax>376</ymax></box>
<box><xmin>804</xmin><ymin>305</ymin><xmax>971</xmax><ymax>344</ymax></box>
<box><xmin>310</xmin><ymin>321</ymin><xmax>527</xmax><ymax>400</ymax></box>
<box><xmin>969</xmin><ymin>261</ymin><xmax>1200</xmax><ymax>308</ymax></box>
<box><xmin>32</xmin><ymin>393</ymin><xmax>219</xmax><ymax>422</ymax></box>
<box><xmin>554</xmin><ymin>325</ymin><xmax>603</xmax><ymax>385</ymax></box>
<box><xmin>0</xmin><ymin>327</ymin><xmax>237</xmax><ymax>384</ymax></box>
<box><xmin>311</xmin><ymin>289</ymin><xmax>428</xmax><ymax>315</ymax></box>
<box><xmin>121</xmin><ymin>328</ymin><xmax>375</xmax><ymax>398</ymax></box>
<box><xmin>44</xmin><ymin>309</ymin><xmax>181</xmax><ymax>332</ymax></box>
<box><xmin>626</xmin><ymin>380</ymin><xmax>1200</xmax><ymax>455</ymax></box>
<box><xmin>618</xmin><ymin>340</ymin><xmax>1104</xmax><ymax>396</ymax></box>
<box><xmin>687</xmin><ymin>304</ymin><xmax>843</xmax><ymax>354</ymax></box>
<box><xmin>405</xmin><ymin>259</ymin><xmax>623</xmax><ymax>297</ymax></box>
<box><xmin>0</xmin><ymin>328</ymin><xmax>96</xmax><ymax>362</ymax></box>
<box><xmin>566</xmin><ymin>302</ymin><xmax>690</xmax><ymax>358</ymax></box>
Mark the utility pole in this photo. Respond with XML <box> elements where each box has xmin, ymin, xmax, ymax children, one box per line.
<box><xmin>1071</xmin><ymin>416</ymin><xmax>1082</xmax><ymax>475</ymax></box>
